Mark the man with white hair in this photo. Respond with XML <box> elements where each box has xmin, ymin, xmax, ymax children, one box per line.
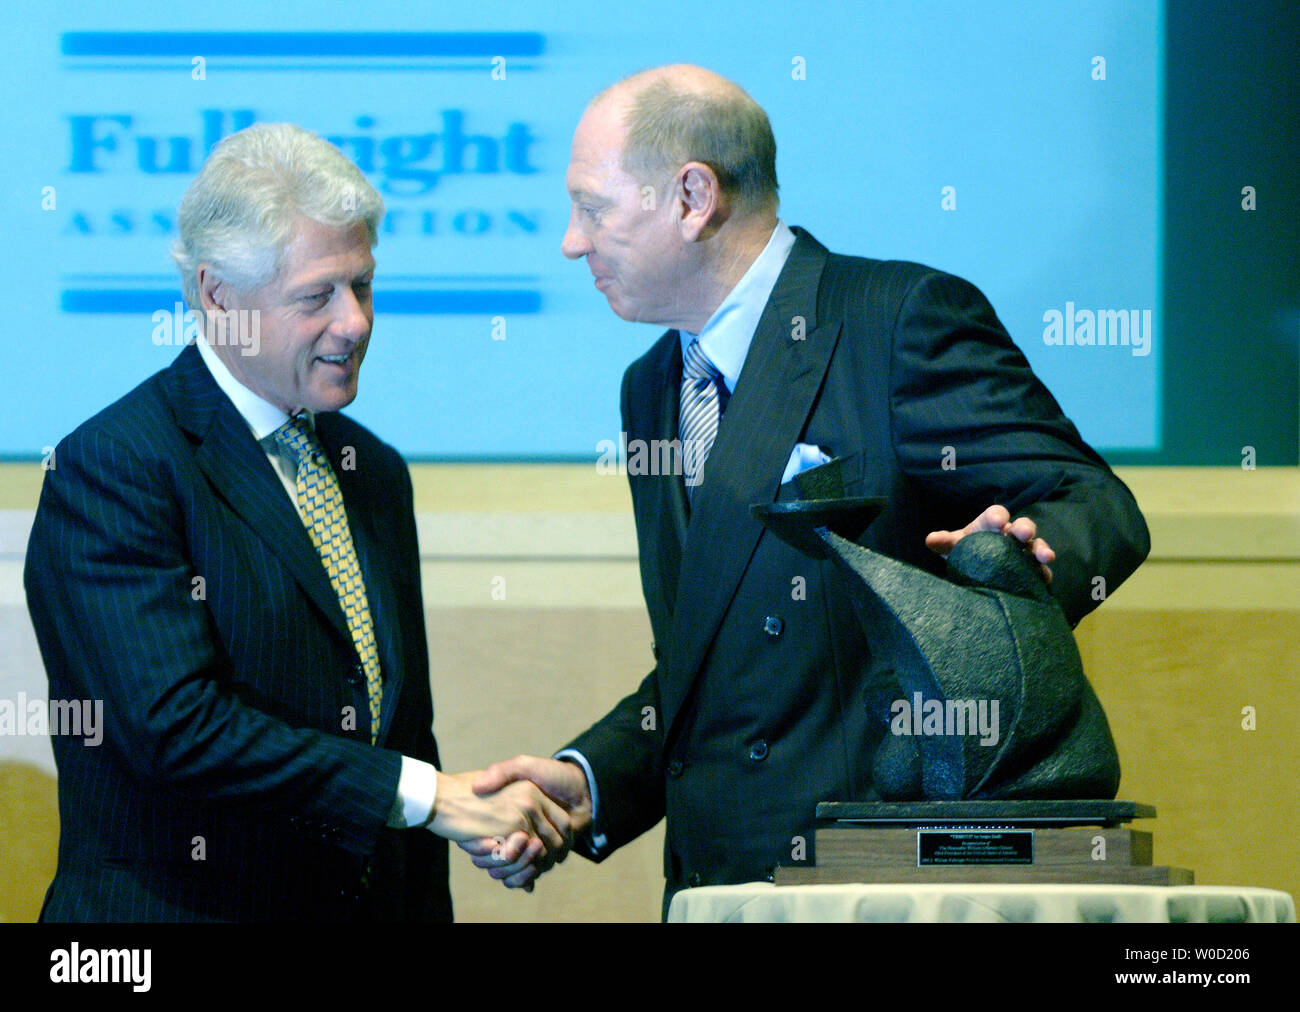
<box><xmin>24</xmin><ymin>123</ymin><xmax>568</xmax><ymax>921</ymax></box>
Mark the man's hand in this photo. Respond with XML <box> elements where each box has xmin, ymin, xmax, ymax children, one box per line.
<box><xmin>456</xmin><ymin>756</ymin><xmax>593</xmax><ymax>890</ymax></box>
<box><xmin>926</xmin><ymin>504</ymin><xmax>1055</xmax><ymax>584</ymax></box>
<box><xmin>427</xmin><ymin>770</ymin><xmax>571</xmax><ymax>863</ymax></box>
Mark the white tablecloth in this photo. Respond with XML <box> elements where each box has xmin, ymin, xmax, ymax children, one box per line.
<box><xmin>667</xmin><ymin>883</ymin><xmax>1297</xmax><ymax>923</ymax></box>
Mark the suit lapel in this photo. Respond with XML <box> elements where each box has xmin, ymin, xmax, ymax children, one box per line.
<box><xmin>659</xmin><ymin>230</ymin><xmax>842</xmax><ymax>733</ymax></box>
<box><xmin>660</xmin><ymin>345</ymin><xmax>691</xmax><ymax>548</ymax></box>
<box><xmin>649</xmin><ymin>339</ymin><xmax>689</xmax><ymax>616</ymax></box>
<box><xmin>165</xmin><ymin>344</ymin><xmax>355</xmax><ymax>651</ymax></box>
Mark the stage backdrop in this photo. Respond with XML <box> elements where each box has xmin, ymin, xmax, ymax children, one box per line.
<box><xmin>1</xmin><ymin>1</ymin><xmax>1294</xmax><ymax>464</ymax></box>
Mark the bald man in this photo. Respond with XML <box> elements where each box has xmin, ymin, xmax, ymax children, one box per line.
<box><xmin>468</xmin><ymin>65</ymin><xmax>1149</xmax><ymax>913</ymax></box>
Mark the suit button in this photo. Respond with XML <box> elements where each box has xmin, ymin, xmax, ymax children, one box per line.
<box><xmin>748</xmin><ymin>740</ymin><xmax>769</xmax><ymax>761</ymax></box>
<box><xmin>688</xmin><ymin>872</ymin><xmax>703</xmax><ymax>888</ymax></box>
<box><xmin>763</xmin><ymin>616</ymin><xmax>783</xmax><ymax>638</ymax></box>
<box><xmin>348</xmin><ymin>663</ymin><xmax>364</xmax><ymax>687</ymax></box>
<box><xmin>667</xmin><ymin>759</ymin><xmax>684</xmax><ymax>778</ymax></box>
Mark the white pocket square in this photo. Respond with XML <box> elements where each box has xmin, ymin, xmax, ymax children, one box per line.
<box><xmin>781</xmin><ymin>443</ymin><xmax>832</xmax><ymax>485</ymax></box>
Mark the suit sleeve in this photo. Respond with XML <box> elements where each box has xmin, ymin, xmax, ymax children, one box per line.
<box><xmin>24</xmin><ymin>425</ymin><xmax>400</xmax><ymax>857</ymax></box>
<box><xmin>886</xmin><ymin>270</ymin><xmax>1150</xmax><ymax>625</ymax></box>
<box><xmin>563</xmin><ymin>667</ymin><xmax>666</xmax><ymax>860</ymax></box>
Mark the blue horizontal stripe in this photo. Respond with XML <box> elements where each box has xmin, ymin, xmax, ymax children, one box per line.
<box><xmin>62</xmin><ymin>32</ymin><xmax>545</xmax><ymax>57</ymax></box>
<box><xmin>63</xmin><ymin>273</ymin><xmax>541</xmax><ymax>283</ymax></box>
<box><xmin>62</xmin><ymin>289</ymin><xmax>542</xmax><ymax>315</ymax></box>
<box><xmin>379</xmin><ymin>291</ymin><xmax>541</xmax><ymax>314</ymax></box>
<box><xmin>66</xmin><ymin>63</ymin><xmax>541</xmax><ymax>73</ymax></box>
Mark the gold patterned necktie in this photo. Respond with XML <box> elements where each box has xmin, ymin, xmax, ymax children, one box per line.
<box><xmin>274</xmin><ymin>415</ymin><xmax>382</xmax><ymax>744</ymax></box>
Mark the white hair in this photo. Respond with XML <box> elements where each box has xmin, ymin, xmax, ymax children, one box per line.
<box><xmin>171</xmin><ymin>122</ymin><xmax>384</xmax><ymax>312</ymax></box>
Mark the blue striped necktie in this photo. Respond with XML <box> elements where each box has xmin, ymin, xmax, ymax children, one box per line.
<box><xmin>680</xmin><ymin>339</ymin><xmax>726</xmax><ymax>501</ymax></box>
<box><xmin>274</xmin><ymin>415</ymin><xmax>383</xmax><ymax>744</ymax></box>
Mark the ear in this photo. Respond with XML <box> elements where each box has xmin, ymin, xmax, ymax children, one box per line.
<box><xmin>675</xmin><ymin>162</ymin><xmax>724</xmax><ymax>241</ymax></box>
<box><xmin>197</xmin><ymin>264</ymin><xmax>231</xmax><ymax>314</ymax></box>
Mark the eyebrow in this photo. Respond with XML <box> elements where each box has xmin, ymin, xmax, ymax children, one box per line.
<box><xmin>567</xmin><ymin>185</ymin><xmax>605</xmax><ymax>204</ymax></box>
<box><xmin>287</xmin><ymin>263</ymin><xmax>375</xmax><ymax>295</ymax></box>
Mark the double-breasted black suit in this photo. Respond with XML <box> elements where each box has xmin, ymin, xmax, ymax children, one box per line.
<box><xmin>24</xmin><ymin>342</ymin><xmax>451</xmax><ymax>922</ymax></box>
<box><xmin>567</xmin><ymin>228</ymin><xmax>1149</xmax><ymax>905</ymax></box>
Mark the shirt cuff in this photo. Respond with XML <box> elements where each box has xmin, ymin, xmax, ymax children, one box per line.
<box><xmin>552</xmin><ymin>748</ymin><xmax>607</xmax><ymax>852</ymax></box>
<box><xmin>389</xmin><ymin>756</ymin><xmax>439</xmax><ymax>828</ymax></box>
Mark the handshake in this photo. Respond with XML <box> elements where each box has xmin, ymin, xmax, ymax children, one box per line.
<box><xmin>428</xmin><ymin>756</ymin><xmax>593</xmax><ymax>889</ymax></box>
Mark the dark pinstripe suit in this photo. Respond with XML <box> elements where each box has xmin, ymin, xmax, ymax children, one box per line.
<box><xmin>24</xmin><ymin>342</ymin><xmax>451</xmax><ymax>922</ymax></box>
<box><xmin>567</xmin><ymin>228</ymin><xmax>1150</xmax><ymax>907</ymax></box>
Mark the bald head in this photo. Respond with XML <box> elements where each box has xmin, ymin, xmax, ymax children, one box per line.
<box><xmin>590</xmin><ymin>64</ymin><xmax>779</xmax><ymax>220</ymax></box>
<box><xmin>561</xmin><ymin>65</ymin><xmax>782</xmax><ymax>331</ymax></box>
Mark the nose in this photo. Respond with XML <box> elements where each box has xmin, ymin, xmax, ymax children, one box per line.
<box><xmin>333</xmin><ymin>285</ymin><xmax>372</xmax><ymax>343</ymax></box>
<box><xmin>561</xmin><ymin>205</ymin><xmax>592</xmax><ymax>260</ymax></box>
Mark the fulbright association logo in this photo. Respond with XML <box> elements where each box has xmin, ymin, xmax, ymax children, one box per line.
<box><xmin>58</xmin><ymin>32</ymin><xmax>550</xmax><ymax>320</ymax></box>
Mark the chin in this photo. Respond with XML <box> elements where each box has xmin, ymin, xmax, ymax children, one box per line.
<box><xmin>606</xmin><ymin>298</ymin><xmax>637</xmax><ymax>322</ymax></box>
<box><xmin>310</xmin><ymin>385</ymin><xmax>359</xmax><ymax>414</ymax></box>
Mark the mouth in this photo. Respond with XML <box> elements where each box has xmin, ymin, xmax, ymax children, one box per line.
<box><xmin>316</xmin><ymin>352</ymin><xmax>355</xmax><ymax>372</ymax></box>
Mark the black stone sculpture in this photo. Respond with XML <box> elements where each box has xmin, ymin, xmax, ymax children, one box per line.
<box><xmin>752</xmin><ymin>460</ymin><xmax>1121</xmax><ymax>801</ymax></box>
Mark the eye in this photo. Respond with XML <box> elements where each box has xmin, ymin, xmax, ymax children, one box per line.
<box><xmin>301</xmin><ymin>289</ymin><xmax>330</xmax><ymax>306</ymax></box>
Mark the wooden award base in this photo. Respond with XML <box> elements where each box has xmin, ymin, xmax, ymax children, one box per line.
<box><xmin>774</xmin><ymin>802</ymin><xmax>1194</xmax><ymax>886</ymax></box>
